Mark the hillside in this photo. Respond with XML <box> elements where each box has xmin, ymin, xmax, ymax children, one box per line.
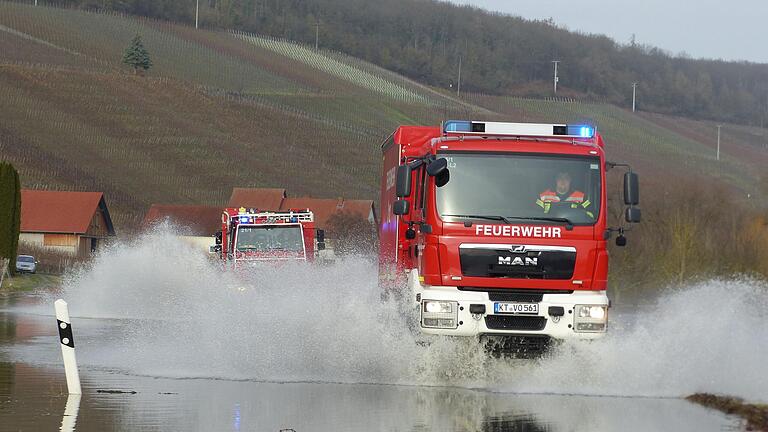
<box><xmin>0</xmin><ymin>2</ymin><xmax>766</xmax><ymax>239</ymax></box>
<box><xmin>17</xmin><ymin>0</ymin><xmax>768</xmax><ymax>127</ymax></box>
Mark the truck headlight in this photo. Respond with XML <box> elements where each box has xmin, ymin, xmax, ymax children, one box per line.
<box><xmin>422</xmin><ymin>300</ymin><xmax>458</xmax><ymax>329</ymax></box>
<box><xmin>424</xmin><ymin>300</ymin><xmax>454</xmax><ymax>314</ymax></box>
<box><xmin>574</xmin><ymin>305</ymin><xmax>608</xmax><ymax>333</ymax></box>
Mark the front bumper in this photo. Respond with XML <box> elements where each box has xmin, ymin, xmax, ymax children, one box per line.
<box><xmin>416</xmin><ymin>284</ymin><xmax>608</xmax><ymax>340</ymax></box>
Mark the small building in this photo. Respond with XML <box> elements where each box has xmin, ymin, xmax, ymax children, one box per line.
<box><xmin>281</xmin><ymin>197</ymin><xmax>377</xmax><ymax>227</ymax></box>
<box><xmin>19</xmin><ymin>190</ymin><xmax>116</xmax><ymax>257</ymax></box>
<box><xmin>227</xmin><ymin>188</ymin><xmax>377</xmax><ymax>227</ymax></box>
<box><xmin>142</xmin><ymin>205</ymin><xmax>222</xmax><ymax>251</ymax></box>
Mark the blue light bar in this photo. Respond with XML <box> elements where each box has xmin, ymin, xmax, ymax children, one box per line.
<box><xmin>239</xmin><ymin>215</ymin><xmax>251</xmax><ymax>223</ymax></box>
<box><xmin>443</xmin><ymin>120</ymin><xmax>595</xmax><ymax>138</ymax></box>
<box><xmin>444</xmin><ymin>120</ymin><xmax>473</xmax><ymax>133</ymax></box>
<box><xmin>566</xmin><ymin>125</ymin><xmax>594</xmax><ymax>138</ymax></box>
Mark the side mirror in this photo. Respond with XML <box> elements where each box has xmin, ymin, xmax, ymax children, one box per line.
<box><xmin>393</xmin><ymin>199</ymin><xmax>410</xmax><ymax>215</ymax></box>
<box><xmin>396</xmin><ymin>165</ymin><xmax>412</xmax><ymax>197</ymax></box>
<box><xmin>625</xmin><ymin>207</ymin><xmax>641</xmax><ymax>223</ymax></box>
<box><xmin>435</xmin><ymin>170</ymin><xmax>450</xmax><ymax>188</ymax></box>
<box><xmin>214</xmin><ymin>231</ymin><xmax>222</xmax><ymax>245</ymax></box>
<box><xmin>426</xmin><ymin>158</ymin><xmax>448</xmax><ymax>177</ymax></box>
<box><xmin>317</xmin><ymin>242</ymin><xmax>326</xmax><ymax>251</ymax></box>
<box><xmin>316</xmin><ymin>229</ymin><xmax>325</xmax><ymax>243</ymax></box>
<box><xmin>623</xmin><ymin>172</ymin><xmax>639</xmax><ymax>205</ymax></box>
<box><xmin>616</xmin><ymin>235</ymin><xmax>627</xmax><ymax>247</ymax></box>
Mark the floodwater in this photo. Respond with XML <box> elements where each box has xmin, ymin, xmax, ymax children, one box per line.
<box><xmin>1</xmin><ymin>230</ymin><xmax>767</xmax><ymax>431</ymax></box>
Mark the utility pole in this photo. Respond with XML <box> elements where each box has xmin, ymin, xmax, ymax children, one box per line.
<box><xmin>552</xmin><ymin>60</ymin><xmax>560</xmax><ymax>94</ymax></box>
<box><xmin>632</xmin><ymin>82</ymin><xmax>638</xmax><ymax>112</ymax></box>
<box><xmin>457</xmin><ymin>55</ymin><xmax>462</xmax><ymax>97</ymax></box>
<box><xmin>195</xmin><ymin>0</ymin><xmax>199</xmax><ymax>29</ymax></box>
<box><xmin>717</xmin><ymin>125</ymin><xmax>722</xmax><ymax>161</ymax></box>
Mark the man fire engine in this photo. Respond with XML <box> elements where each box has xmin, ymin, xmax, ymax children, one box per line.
<box><xmin>215</xmin><ymin>207</ymin><xmax>325</xmax><ymax>266</ymax></box>
<box><xmin>379</xmin><ymin>121</ymin><xmax>641</xmax><ymax>354</ymax></box>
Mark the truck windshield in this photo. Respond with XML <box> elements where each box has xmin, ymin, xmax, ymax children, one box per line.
<box><xmin>236</xmin><ymin>225</ymin><xmax>304</xmax><ymax>252</ymax></box>
<box><xmin>436</xmin><ymin>152</ymin><xmax>601</xmax><ymax>225</ymax></box>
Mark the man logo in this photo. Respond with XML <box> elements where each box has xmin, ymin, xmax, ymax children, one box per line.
<box><xmin>510</xmin><ymin>245</ymin><xmax>526</xmax><ymax>253</ymax></box>
<box><xmin>498</xmin><ymin>256</ymin><xmax>538</xmax><ymax>266</ymax></box>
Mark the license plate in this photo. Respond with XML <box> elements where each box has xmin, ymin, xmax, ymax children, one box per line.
<box><xmin>494</xmin><ymin>302</ymin><xmax>539</xmax><ymax>315</ymax></box>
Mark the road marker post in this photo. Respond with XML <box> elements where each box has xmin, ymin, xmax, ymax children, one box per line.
<box><xmin>55</xmin><ymin>299</ymin><xmax>82</xmax><ymax>395</ymax></box>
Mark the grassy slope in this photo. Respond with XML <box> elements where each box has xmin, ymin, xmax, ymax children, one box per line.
<box><xmin>0</xmin><ymin>2</ymin><xmax>765</xmax><ymax>234</ymax></box>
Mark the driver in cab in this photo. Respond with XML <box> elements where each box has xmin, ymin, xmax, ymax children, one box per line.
<box><xmin>536</xmin><ymin>171</ymin><xmax>594</xmax><ymax>219</ymax></box>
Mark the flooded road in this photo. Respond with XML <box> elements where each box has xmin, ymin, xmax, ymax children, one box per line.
<box><xmin>1</xmin><ymin>233</ymin><xmax>766</xmax><ymax>431</ymax></box>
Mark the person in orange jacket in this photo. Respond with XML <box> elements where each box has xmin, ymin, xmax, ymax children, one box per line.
<box><xmin>536</xmin><ymin>171</ymin><xmax>594</xmax><ymax>219</ymax></box>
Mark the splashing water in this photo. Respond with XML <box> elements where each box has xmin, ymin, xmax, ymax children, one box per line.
<box><xmin>47</xmin><ymin>228</ymin><xmax>768</xmax><ymax>401</ymax></box>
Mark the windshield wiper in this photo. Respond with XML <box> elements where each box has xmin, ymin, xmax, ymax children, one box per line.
<box><xmin>442</xmin><ymin>214</ymin><xmax>512</xmax><ymax>224</ymax></box>
<box><xmin>505</xmin><ymin>216</ymin><xmax>575</xmax><ymax>230</ymax></box>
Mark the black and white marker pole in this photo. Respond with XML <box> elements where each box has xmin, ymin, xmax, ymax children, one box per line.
<box><xmin>55</xmin><ymin>299</ymin><xmax>82</xmax><ymax>395</ymax></box>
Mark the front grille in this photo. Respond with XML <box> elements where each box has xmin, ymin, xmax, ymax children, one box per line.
<box><xmin>485</xmin><ymin>315</ymin><xmax>547</xmax><ymax>331</ymax></box>
<box><xmin>460</xmin><ymin>246</ymin><xmax>576</xmax><ymax>280</ymax></box>
<box><xmin>481</xmin><ymin>335</ymin><xmax>552</xmax><ymax>358</ymax></box>
<box><xmin>458</xmin><ymin>288</ymin><xmax>574</xmax><ymax>302</ymax></box>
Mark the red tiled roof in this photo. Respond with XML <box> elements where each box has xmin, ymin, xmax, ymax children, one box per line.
<box><xmin>20</xmin><ymin>190</ymin><xmax>115</xmax><ymax>235</ymax></box>
<box><xmin>228</xmin><ymin>188</ymin><xmax>286</xmax><ymax>210</ymax></box>
<box><xmin>142</xmin><ymin>205</ymin><xmax>222</xmax><ymax>236</ymax></box>
<box><xmin>281</xmin><ymin>198</ymin><xmax>375</xmax><ymax>227</ymax></box>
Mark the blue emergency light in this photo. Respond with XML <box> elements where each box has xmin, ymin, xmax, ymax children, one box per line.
<box><xmin>239</xmin><ymin>215</ymin><xmax>251</xmax><ymax>224</ymax></box>
<box><xmin>443</xmin><ymin>120</ymin><xmax>595</xmax><ymax>138</ymax></box>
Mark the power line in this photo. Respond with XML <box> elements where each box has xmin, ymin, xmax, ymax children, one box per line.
<box><xmin>552</xmin><ymin>60</ymin><xmax>560</xmax><ymax>94</ymax></box>
<box><xmin>457</xmin><ymin>55</ymin><xmax>462</xmax><ymax>97</ymax></box>
<box><xmin>632</xmin><ymin>82</ymin><xmax>638</xmax><ymax>112</ymax></box>
<box><xmin>717</xmin><ymin>125</ymin><xmax>722</xmax><ymax>161</ymax></box>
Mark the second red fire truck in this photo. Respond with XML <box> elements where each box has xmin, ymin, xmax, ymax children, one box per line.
<box><xmin>214</xmin><ymin>207</ymin><xmax>325</xmax><ymax>266</ymax></box>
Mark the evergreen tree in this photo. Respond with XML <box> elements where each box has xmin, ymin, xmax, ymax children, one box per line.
<box><xmin>122</xmin><ymin>35</ymin><xmax>152</xmax><ymax>74</ymax></box>
<box><xmin>0</xmin><ymin>162</ymin><xmax>21</xmax><ymax>276</ymax></box>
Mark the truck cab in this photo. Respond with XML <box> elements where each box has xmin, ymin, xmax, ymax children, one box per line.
<box><xmin>217</xmin><ymin>208</ymin><xmax>325</xmax><ymax>266</ymax></box>
<box><xmin>379</xmin><ymin>121</ymin><xmax>640</xmax><ymax>352</ymax></box>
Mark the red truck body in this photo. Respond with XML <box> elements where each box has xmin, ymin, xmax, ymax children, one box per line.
<box><xmin>378</xmin><ymin>121</ymin><xmax>638</xmax><ymax>348</ymax></box>
<box><xmin>219</xmin><ymin>207</ymin><xmax>322</xmax><ymax>266</ymax></box>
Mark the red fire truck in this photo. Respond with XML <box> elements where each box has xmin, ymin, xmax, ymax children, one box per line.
<box><xmin>215</xmin><ymin>207</ymin><xmax>325</xmax><ymax>266</ymax></box>
<box><xmin>379</xmin><ymin>121</ymin><xmax>640</xmax><ymax>354</ymax></box>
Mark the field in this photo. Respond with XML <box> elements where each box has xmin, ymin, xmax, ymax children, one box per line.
<box><xmin>0</xmin><ymin>1</ymin><xmax>766</xmax><ymax>235</ymax></box>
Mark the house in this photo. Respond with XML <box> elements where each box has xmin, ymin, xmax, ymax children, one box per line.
<box><xmin>141</xmin><ymin>205</ymin><xmax>222</xmax><ymax>250</ymax></box>
<box><xmin>143</xmin><ymin>188</ymin><xmax>377</xmax><ymax>254</ymax></box>
<box><xmin>19</xmin><ymin>190</ymin><xmax>116</xmax><ymax>257</ymax></box>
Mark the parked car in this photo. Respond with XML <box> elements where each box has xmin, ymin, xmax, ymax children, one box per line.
<box><xmin>15</xmin><ymin>255</ymin><xmax>37</xmax><ymax>274</ymax></box>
